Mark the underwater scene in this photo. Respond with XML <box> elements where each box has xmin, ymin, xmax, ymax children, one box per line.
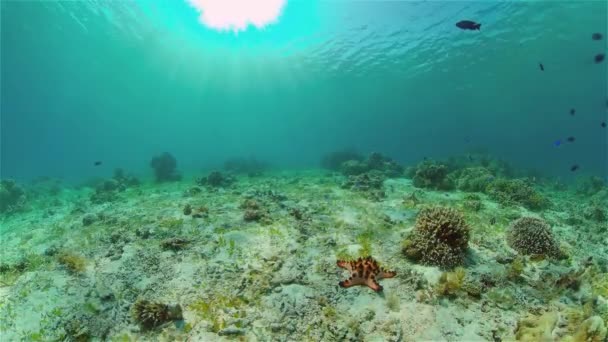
<box><xmin>1</xmin><ymin>0</ymin><xmax>607</xmax><ymax>341</ymax></box>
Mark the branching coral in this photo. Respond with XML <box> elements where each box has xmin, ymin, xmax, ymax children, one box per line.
<box><xmin>452</xmin><ymin>167</ymin><xmax>494</xmax><ymax>192</ymax></box>
<box><xmin>150</xmin><ymin>152</ymin><xmax>181</xmax><ymax>182</ymax></box>
<box><xmin>402</xmin><ymin>206</ymin><xmax>470</xmax><ymax>268</ymax></box>
<box><xmin>0</xmin><ymin>179</ymin><xmax>26</xmax><ymax>214</ymax></box>
<box><xmin>486</xmin><ymin>178</ymin><xmax>549</xmax><ymax>210</ymax></box>
<box><xmin>411</xmin><ymin>160</ymin><xmax>454</xmax><ymax>190</ymax></box>
<box><xmin>507</xmin><ymin>217</ymin><xmax>562</xmax><ymax>259</ymax></box>
<box><xmin>131</xmin><ymin>298</ymin><xmax>183</xmax><ymax>330</ymax></box>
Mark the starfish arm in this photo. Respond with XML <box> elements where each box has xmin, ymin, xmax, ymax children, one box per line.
<box><xmin>365</xmin><ymin>277</ymin><xmax>383</xmax><ymax>292</ymax></box>
<box><xmin>379</xmin><ymin>269</ymin><xmax>397</xmax><ymax>279</ymax></box>
<box><xmin>339</xmin><ymin>276</ymin><xmax>366</xmax><ymax>288</ymax></box>
<box><xmin>337</xmin><ymin>260</ymin><xmax>353</xmax><ymax>272</ymax></box>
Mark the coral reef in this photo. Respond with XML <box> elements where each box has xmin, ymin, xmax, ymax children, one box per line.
<box><xmin>0</xmin><ymin>179</ymin><xmax>26</xmax><ymax>214</ymax></box>
<box><xmin>150</xmin><ymin>152</ymin><xmax>181</xmax><ymax>182</ymax></box>
<box><xmin>340</xmin><ymin>160</ymin><xmax>370</xmax><ymax>176</ymax></box>
<box><xmin>130</xmin><ymin>299</ymin><xmax>183</xmax><ymax>330</ymax></box>
<box><xmin>197</xmin><ymin>171</ymin><xmax>235</xmax><ymax>188</ymax></box>
<box><xmin>3</xmin><ymin>163</ymin><xmax>608</xmax><ymax>341</ymax></box>
<box><xmin>112</xmin><ymin>168</ymin><xmax>140</xmax><ymax>188</ymax></box>
<box><xmin>336</xmin><ymin>256</ymin><xmax>396</xmax><ymax>292</ymax></box>
<box><xmin>506</xmin><ymin>217</ymin><xmax>562</xmax><ymax>259</ymax></box>
<box><xmin>338</xmin><ymin>152</ymin><xmax>403</xmax><ymax>177</ymax></box>
<box><xmin>89</xmin><ymin>169</ymin><xmax>139</xmax><ymax>204</ymax></box>
<box><xmin>366</xmin><ymin>152</ymin><xmax>403</xmax><ymax>177</ymax></box>
<box><xmin>486</xmin><ymin>178</ymin><xmax>549</xmax><ymax>210</ymax></box>
<box><xmin>402</xmin><ymin>206</ymin><xmax>470</xmax><ymax>268</ymax></box>
<box><xmin>240</xmin><ymin>198</ymin><xmax>270</xmax><ymax>223</ymax></box>
<box><xmin>410</xmin><ymin>160</ymin><xmax>454</xmax><ymax>190</ymax></box>
<box><xmin>452</xmin><ymin>167</ymin><xmax>494</xmax><ymax>192</ymax></box>
<box><xmin>341</xmin><ymin>170</ymin><xmax>386</xmax><ymax>201</ymax></box>
<box><xmin>321</xmin><ymin>149</ymin><xmax>364</xmax><ymax>170</ymax></box>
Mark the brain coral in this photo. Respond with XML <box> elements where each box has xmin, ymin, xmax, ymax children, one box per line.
<box><xmin>402</xmin><ymin>206</ymin><xmax>470</xmax><ymax>268</ymax></box>
<box><xmin>507</xmin><ymin>217</ymin><xmax>561</xmax><ymax>258</ymax></box>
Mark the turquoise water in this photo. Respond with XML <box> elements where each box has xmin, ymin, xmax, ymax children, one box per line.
<box><xmin>2</xmin><ymin>2</ymin><xmax>608</xmax><ymax>341</ymax></box>
<box><xmin>2</xmin><ymin>1</ymin><xmax>606</xmax><ymax>182</ymax></box>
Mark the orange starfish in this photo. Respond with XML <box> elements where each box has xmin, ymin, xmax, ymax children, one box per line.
<box><xmin>337</xmin><ymin>256</ymin><xmax>396</xmax><ymax>292</ymax></box>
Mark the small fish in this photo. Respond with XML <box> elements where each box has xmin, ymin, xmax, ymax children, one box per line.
<box><xmin>602</xmin><ymin>122</ymin><xmax>607</xmax><ymax>128</ymax></box>
<box><xmin>595</xmin><ymin>53</ymin><xmax>605</xmax><ymax>63</ymax></box>
<box><xmin>539</xmin><ymin>63</ymin><xmax>544</xmax><ymax>71</ymax></box>
<box><xmin>566</xmin><ymin>136</ymin><xmax>575</xmax><ymax>142</ymax></box>
<box><xmin>570</xmin><ymin>164</ymin><xmax>579</xmax><ymax>172</ymax></box>
<box><xmin>490</xmin><ymin>217</ymin><xmax>496</xmax><ymax>225</ymax></box>
<box><xmin>468</xmin><ymin>155</ymin><xmax>474</xmax><ymax>162</ymax></box>
<box><xmin>94</xmin><ymin>161</ymin><xmax>102</xmax><ymax>166</ymax></box>
<box><xmin>592</xmin><ymin>32</ymin><xmax>603</xmax><ymax>40</ymax></box>
<box><xmin>553</xmin><ymin>139</ymin><xmax>562</xmax><ymax>147</ymax></box>
<box><xmin>570</xmin><ymin>108</ymin><xmax>576</xmax><ymax>116</ymax></box>
<box><xmin>456</xmin><ymin>20</ymin><xmax>481</xmax><ymax>31</ymax></box>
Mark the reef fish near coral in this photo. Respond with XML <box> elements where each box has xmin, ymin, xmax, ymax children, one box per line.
<box><xmin>337</xmin><ymin>256</ymin><xmax>396</xmax><ymax>292</ymax></box>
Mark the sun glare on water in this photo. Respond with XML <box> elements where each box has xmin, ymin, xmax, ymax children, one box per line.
<box><xmin>187</xmin><ymin>0</ymin><xmax>286</xmax><ymax>32</ymax></box>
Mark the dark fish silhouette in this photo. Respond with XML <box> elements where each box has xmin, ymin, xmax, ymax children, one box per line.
<box><xmin>570</xmin><ymin>164</ymin><xmax>579</xmax><ymax>172</ymax></box>
<box><xmin>566</xmin><ymin>136</ymin><xmax>575</xmax><ymax>143</ymax></box>
<box><xmin>592</xmin><ymin>33</ymin><xmax>603</xmax><ymax>40</ymax></box>
<box><xmin>490</xmin><ymin>217</ymin><xmax>496</xmax><ymax>225</ymax></box>
<box><xmin>539</xmin><ymin>63</ymin><xmax>544</xmax><ymax>71</ymax></box>
<box><xmin>456</xmin><ymin>20</ymin><xmax>481</xmax><ymax>31</ymax></box>
<box><xmin>601</xmin><ymin>122</ymin><xmax>606</xmax><ymax>128</ymax></box>
<box><xmin>595</xmin><ymin>53</ymin><xmax>605</xmax><ymax>63</ymax></box>
<box><xmin>570</xmin><ymin>108</ymin><xmax>576</xmax><ymax>116</ymax></box>
<box><xmin>94</xmin><ymin>161</ymin><xmax>102</xmax><ymax>166</ymax></box>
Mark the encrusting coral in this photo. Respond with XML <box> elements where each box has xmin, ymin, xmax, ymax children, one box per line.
<box><xmin>130</xmin><ymin>299</ymin><xmax>183</xmax><ymax>330</ymax></box>
<box><xmin>402</xmin><ymin>206</ymin><xmax>470</xmax><ymax>268</ymax></box>
<box><xmin>336</xmin><ymin>256</ymin><xmax>396</xmax><ymax>292</ymax></box>
<box><xmin>507</xmin><ymin>217</ymin><xmax>562</xmax><ymax>259</ymax></box>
